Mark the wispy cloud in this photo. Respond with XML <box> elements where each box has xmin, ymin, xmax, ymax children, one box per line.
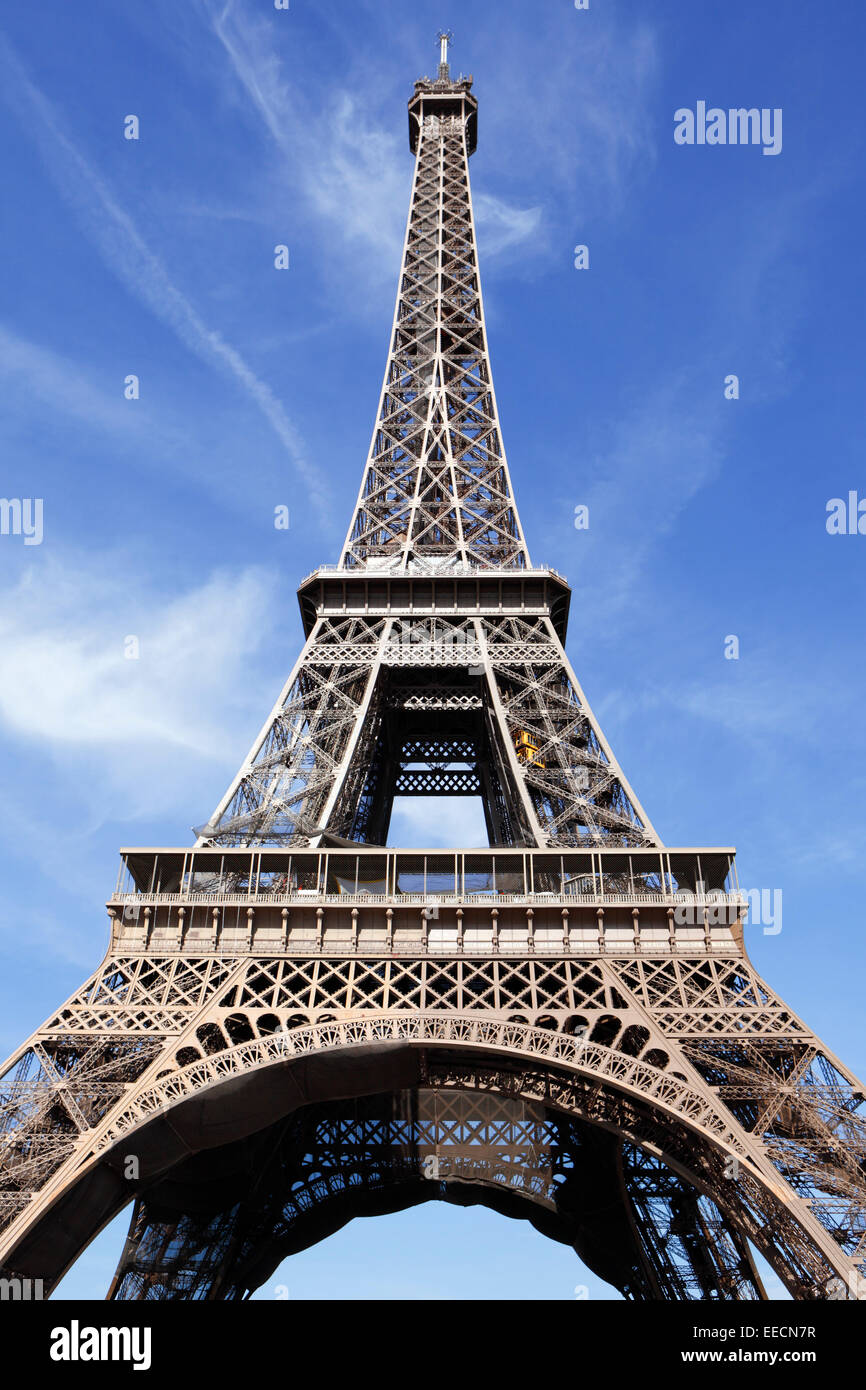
<box><xmin>0</xmin><ymin>554</ymin><xmax>280</xmax><ymax>818</ymax></box>
<box><xmin>207</xmin><ymin>1</ymin><xmax>408</xmax><ymax>277</ymax></box>
<box><xmin>0</xmin><ymin>320</ymin><xmax>310</xmax><ymax>524</ymax></box>
<box><xmin>480</xmin><ymin>14</ymin><xmax>659</xmax><ymax>216</ymax></box>
<box><xmin>0</xmin><ymin>324</ymin><xmax>133</xmax><ymax>435</ymax></box>
<box><xmin>344</xmin><ymin>1</ymin><xmax>662</xmax><ymax>225</ymax></box>
<box><xmin>205</xmin><ymin>0</ymin><xmax>547</xmax><ymax>287</ymax></box>
<box><xmin>620</xmin><ymin>664</ymin><xmax>861</xmax><ymax>747</ymax></box>
<box><xmin>0</xmin><ymin>550</ymin><xmax>293</xmax><ymax>969</ymax></box>
<box><xmin>474</xmin><ymin>192</ymin><xmax>542</xmax><ymax>260</ymax></box>
<box><xmin>0</xmin><ymin>30</ymin><xmax>330</xmax><ymax>523</ymax></box>
<box><xmin>389</xmin><ymin>798</ymin><xmax>489</xmax><ymax>849</ymax></box>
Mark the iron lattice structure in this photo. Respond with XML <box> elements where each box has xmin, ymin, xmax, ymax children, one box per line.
<box><xmin>1</xmin><ymin>40</ymin><xmax>864</xmax><ymax>1302</ymax></box>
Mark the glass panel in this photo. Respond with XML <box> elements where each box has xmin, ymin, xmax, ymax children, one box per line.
<box><xmin>531</xmin><ymin>854</ymin><xmax>562</xmax><ymax>894</ymax></box>
<box><xmin>257</xmin><ymin>868</ymin><xmax>292</xmax><ymax>893</ymax></box>
<box><xmin>597</xmin><ymin>853</ymin><xmax>632</xmax><ymax>895</ymax></box>
<box><xmin>561</xmin><ymin>853</ymin><xmax>594</xmax><ymax>895</ymax></box>
<box><xmin>290</xmin><ymin>854</ymin><xmax>322</xmax><ymax>892</ymax></box>
<box><xmin>476</xmin><ymin>855</ymin><xmax>525</xmax><ymax>893</ymax></box>
<box><xmin>424</xmin><ymin>855</ymin><xmax>457</xmax><ymax>895</ymax></box>
<box><xmin>395</xmin><ymin>855</ymin><xmax>426</xmax><ymax>894</ymax></box>
<box><xmin>668</xmin><ymin>854</ymin><xmax>702</xmax><ymax>894</ymax></box>
<box><xmin>328</xmin><ymin>855</ymin><xmax>390</xmax><ymax>895</ymax></box>
<box><xmin>463</xmin><ymin>854</ymin><xmax>495</xmax><ymax>893</ymax></box>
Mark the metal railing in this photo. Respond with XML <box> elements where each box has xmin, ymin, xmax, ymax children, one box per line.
<box><xmin>110</xmin><ymin>889</ymin><xmax>746</xmax><ymax>911</ymax></box>
<box><xmin>298</xmin><ymin>563</ymin><xmax>568</xmax><ymax>587</ymax></box>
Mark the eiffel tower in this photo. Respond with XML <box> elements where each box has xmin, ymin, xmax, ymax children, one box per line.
<box><xmin>1</xmin><ymin>35</ymin><xmax>864</xmax><ymax>1303</ymax></box>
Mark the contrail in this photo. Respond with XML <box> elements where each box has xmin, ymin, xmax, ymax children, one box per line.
<box><xmin>0</xmin><ymin>30</ymin><xmax>332</xmax><ymax>524</ymax></box>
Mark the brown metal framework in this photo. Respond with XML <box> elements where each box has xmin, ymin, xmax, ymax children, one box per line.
<box><xmin>105</xmin><ymin>1092</ymin><xmax>764</xmax><ymax>1301</ymax></box>
<box><xmin>0</xmin><ymin>38</ymin><xmax>864</xmax><ymax>1302</ymax></box>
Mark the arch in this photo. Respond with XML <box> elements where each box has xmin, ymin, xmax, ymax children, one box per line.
<box><xmin>0</xmin><ymin>1015</ymin><xmax>846</xmax><ymax>1298</ymax></box>
<box><xmin>106</xmin><ymin>1092</ymin><xmax>762</xmax><ymax>1301</ymax></box>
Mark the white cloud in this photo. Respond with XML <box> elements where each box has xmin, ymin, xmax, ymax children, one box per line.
<box><xmin>307</xmin><ymin>92</ymin><xmax>409</xmax><ymax>268</ymax></box>
<box><xmin>0</xmin><ymin>555</ymin><xmax>294</xmax><ymax>963</ymax></box>
<box><xmin>474</xmin><ymin>192</ymin><xmax>543</xmax><ymax>259</ymax></box>
<box><xmin>0</xmin><ymin>556</ymin><xmax>281</xmax><ymax>821</ymax></box>
<box><xmin>389</xmin><ymin>797</ymin><xmax>489</xmax><ymax>849</ymax></box>
<box><xmin>206</xmin><ymin>1</ymin><xmax>550</xmax><ymax>284</ymax></box>
<box><xmin>208</xmin><ymin>2</ymin><xmax>409</xmax><ymax>276</ymax></box>
<box><xmin>490</xmin><ymin>16</ymin><xmax>660</xmax><ymax>212</ymax></box>
<box><xmin>0</xmin><ymin>326</ymin><xmax>131</xmax><ymax>435</ymax></box>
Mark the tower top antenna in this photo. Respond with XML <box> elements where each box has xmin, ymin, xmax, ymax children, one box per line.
<box><xmin>436</xmin><ymin>29</ymin><xmax>453</xmax><ymax>79</ymax></box>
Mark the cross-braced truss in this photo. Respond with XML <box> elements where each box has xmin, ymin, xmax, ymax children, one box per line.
<box><xmin>341</xmin><ymin>82</ymin><xmax>526</xmax><ymax>571</ymax></box>
<box><xmin>197</xmin><ymin>615</ymin><xmax>656</xmax><ymax>848</ymax></box>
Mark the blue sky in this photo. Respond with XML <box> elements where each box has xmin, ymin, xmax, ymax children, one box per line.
<box><xmin>1</xmin><ymin>0</ymin><xmax>864</xmax><ymax>1300</ymax></box>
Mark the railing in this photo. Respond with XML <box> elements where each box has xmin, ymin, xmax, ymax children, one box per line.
<box><xmin>110</xmin><ymin>889</ymin><xmax>746</xmax><ymax>911</ymax></box>
<box><xmin>298</xmin><ymin>563</ymin><xmax>568</xmax><ymax>587</ymax></box>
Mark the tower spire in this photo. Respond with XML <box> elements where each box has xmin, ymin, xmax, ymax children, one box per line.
<box><xmin>341</xmin><ymin>39</ymin><xmax>520</xmax><ymax>573</ymax></box>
